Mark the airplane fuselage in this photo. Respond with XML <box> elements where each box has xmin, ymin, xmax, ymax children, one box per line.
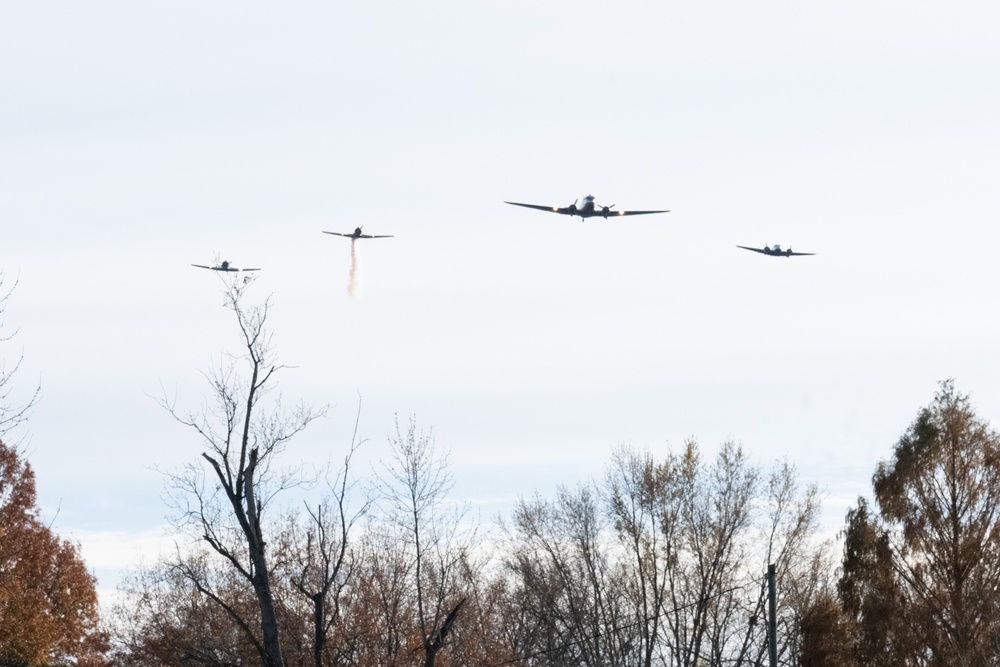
<box><xmin>765</xmin><ymin>245</ymin><xmax>794</xmax><ymax>256</ymax></box>
<box><xmin>568</xmin><ymin>195</ymin><xmax>611</xmax><ymax>218</ymax></box>
<box><xmin>576</xmin><ymin>195</ymin><xmax>597</xmax><ymax>217</ymax></box>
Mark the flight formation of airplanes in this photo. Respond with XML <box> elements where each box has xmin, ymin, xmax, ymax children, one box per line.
<box><xmin>192</xmin><ymin>195</ymin><xmax>814</xmax><ymax>271</ymax></box>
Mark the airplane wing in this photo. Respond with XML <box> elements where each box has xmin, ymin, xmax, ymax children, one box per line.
<box><xmin>736</xmin><ymin>246</ymin><xmax>772</xmax><ymax>255</ymax></box>
<box><xmin>191</xmin><ymin>264</ymin><xmax>260</xmax><ymax>271</ymax></box>
<box><xmin>505</xmin><ymin>201</ymin><xmax>669</xmax><ymax>217</ymax></box>
<box><xmin>504</xmin><ymin>201</ymin><xmax>577</xmax><ymax>215</ymax></box>
<box><xmin>323</xmin><ymin>231</ymin><xmax>394</xmax><ymax>238</ymax></box>
<box><xmin>610</xmin><ymin>209</ymin><xmax>670</xmax><ymax>216</ymax></box>
<box><xmin>736</xmin><ymin>246</ymin><xmax>815</xmax><ymax>257</ymax></box>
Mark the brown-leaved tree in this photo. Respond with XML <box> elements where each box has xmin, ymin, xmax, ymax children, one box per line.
<box><xmin>0</xmin><ymin>440</ymin><xmax>107</xmax><ymax>667</ymax></box>
<box><xmin>834</xmin><ymin>381</ymin><xmax>1000</xmax><ymax>666</ymax></box>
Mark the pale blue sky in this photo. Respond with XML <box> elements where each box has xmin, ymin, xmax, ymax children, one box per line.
<box><xmin>3</xmin><ymin>1</ymin><xmax>1000</xmax><ymax>599</ymax></box>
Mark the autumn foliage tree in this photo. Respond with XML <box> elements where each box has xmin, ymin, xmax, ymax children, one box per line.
<box><xmin>0</xmin><ymin>440</ymin><xmax>107</xmax><ymax>667</ymax></box>
<box><xmin>828</xmin><ymin>381</ymin><xmax>1000</xmax><ymax>667</ymax></box>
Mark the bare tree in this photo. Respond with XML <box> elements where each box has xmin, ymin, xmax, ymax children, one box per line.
<box><xmin>349</xmin><ymin>526</ymin><xmax>418</xmax><ymax>667</ymax></box>
<box><xmin>281</xmin><ymin>401</ymin><xmax>371</xmax><ymax>667</ymax></box>
<box><xmin>507</xmin><ymin>440</ymin><xmax>826</xmax><ymax>667</ymax></box>
<box><xmin>374</xmin><ymin>415</ymin><xmax>474</xmax><ymax>667</ymax></box>
<box><xmin>757</xmin><ymin>461</ymin><xmax>826</xmax><ymax>667</ymax></box>
<box><xmin>607</xmin><ymin>445</ymin><xmax>673</xmax><ymax>667</ymax></box>
<box><xmin>506</xmin><ymin>483</ymin><xmax>630</xmax><ymax>667</ymax></box>
<box><xmin>0</xmin><ymin>273</ymin><xmax>39</xmax><ymax>440</ymax></box>
<box><xmin>161</xmin><ymin>277</ymin><xmax>323</xmax><ymax>667</ymax></box>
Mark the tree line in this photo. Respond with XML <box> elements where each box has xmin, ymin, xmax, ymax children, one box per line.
<box><xmin>4</xmin><ymin>278</ymin><xmax>1000</xmax><ymax>666</ymax></box>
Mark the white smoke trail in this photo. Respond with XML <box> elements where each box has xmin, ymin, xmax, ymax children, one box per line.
<box><xmin>347</xmin><ymin>238</ymin><xmax>361</xmax><ymax>299</ymax></box>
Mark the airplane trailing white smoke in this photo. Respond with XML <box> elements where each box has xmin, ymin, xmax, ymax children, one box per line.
<box><xmin>322</xmin><ymin>226</ymin><xmax>392</xmax><ymax>299</ymax></box>
<box><xmin>348</xmin><ymin>239</ymin><xmax>361</xmax><ymax>299</ymax></box>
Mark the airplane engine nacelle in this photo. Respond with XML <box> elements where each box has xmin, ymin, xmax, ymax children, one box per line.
<box><xmin>568</xmin><ymin>204</ymin><xmax>577</xmax><ymax>214</ymax></box>
<box><xmin>602</xmin><ymin>206</ymin><xmax>611</xmax><ymax>217</ymax></box>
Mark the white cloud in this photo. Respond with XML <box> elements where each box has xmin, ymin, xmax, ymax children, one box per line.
<box><xmin>72</xmin><ymin>526</ymin><xmax>176</xmax><ymax>571</ymax></box>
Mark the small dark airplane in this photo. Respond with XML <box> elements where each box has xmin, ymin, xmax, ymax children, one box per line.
<box><xmin>737</xmin><ymin>244</ymin><xmax>815</xmax><ymax>257</ymax></box>
<box><xmin>191</xmin><ymin>260</ymin><xmax>261</xmax><ymax>272</ymax></box>
<box><xmin>504</xmin><ymin>194</ymin><xmax>669</xmax><ymax>219</ymax></box>
<box><xmin>323</xmin><ymin>226</ymin><xmax>393</xmax><ymax>239</ymax></box>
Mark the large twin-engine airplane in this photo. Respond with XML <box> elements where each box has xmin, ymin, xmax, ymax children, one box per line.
<box><xmin>737</xmin><ymin>244</ymin><xmax>815</xmax><ymax>257</ymax></box>
<box><xmin>323</xmin><ymin>227</ymin><xmax>394</xmax><ymax>239</ymax></box>
<box><xmin>191</xmin><ymin>260</ymin><xmax>261</xmax><ymax>272</ymax></box>
<box><xmin>504</xmin><ymin>195</ymin><xmax>669</xmax><ymax>219</ymax></box>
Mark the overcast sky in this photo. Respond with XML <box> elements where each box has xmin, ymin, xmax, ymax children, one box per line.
<box><xmin>3</xmin><ymin>1</ymin><xmax>1000</xmax><ymax>600</ymax></box>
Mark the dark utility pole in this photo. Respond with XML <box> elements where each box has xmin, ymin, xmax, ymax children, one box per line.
<box><xmin>767</xmin><ymin>563</ymin><xmax>777</xmax><ymax>667</ymax></box>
